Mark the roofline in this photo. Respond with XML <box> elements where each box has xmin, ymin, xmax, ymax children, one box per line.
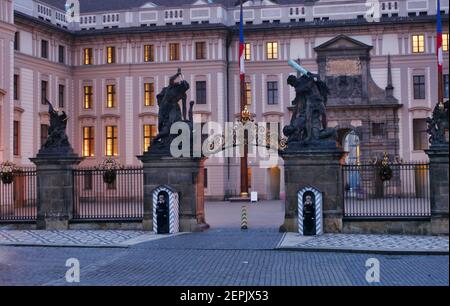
<box><xmin>14</xmin><ymin>10</ymin><xmax>449</xmax><ymax>39</ymax></box>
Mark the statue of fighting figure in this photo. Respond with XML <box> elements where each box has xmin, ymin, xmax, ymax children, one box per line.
<box><xmin>427</xmin><ymin>100</ymin><xmax>449</xmax><ymax>147</ymax></box>
<box><xmin>38</xmin><ymin>99</ymin><xmax>74</xmax><ymax>155</ymax></box>
<box><xmin>150</xmin><ymin>68</ymin><xmax>194</xmax><ymax>151</ymax></box>
<box><xmin>283</xmin><ymin>60</ymin><xmax>336</xmax><ymax>146</ymax></box>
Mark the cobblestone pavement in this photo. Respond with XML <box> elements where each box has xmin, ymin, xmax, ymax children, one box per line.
<box><xmin>0</xmin><ymin>230</ymin><xmax>179</xmax><ymax>247</ymax></box>
<box><xmin>0</xmin><ymin>229</ymin><xmax>448</xmax><ymax>286</ymax></box>
<box><xmin>279</xmin><ymin>233</ymin><xmax>449</xmax><ymax>254</ymax></box>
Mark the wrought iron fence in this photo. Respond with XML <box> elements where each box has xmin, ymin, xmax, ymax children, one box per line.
<box><xmin>0</xmin><ymin>168</ymin><xmax>37</xmax><ymax>221</ymax></box>
<box><xmin>73</xmin><ymin>166</ymin><xmax>144</xmax><ymax>220</ymax></box>
<box><xmin>342</xmin><ymin>162</ymin><xmax>430</xmax><ymax>218</ymax></box>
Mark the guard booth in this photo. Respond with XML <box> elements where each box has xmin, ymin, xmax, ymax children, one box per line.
<box><xmin>298</xmin><ymin>187</ymin><xmax>323</xmax><ymax>236</ymax></box>
<box><xmin>152</xmin><ymin>185</ymin><xmax>179</xmax><ymax>234</ymax></box>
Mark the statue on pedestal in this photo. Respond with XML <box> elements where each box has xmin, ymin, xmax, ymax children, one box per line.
<box><xmin>149</xmin><ymin>68</ymin><xmax>193</xmax><ymax>154</ymax></box>
<box><xmin>427</xmin><ymin>100</ymin><xmax>449</xmax><ymax>148</ymax></box>
<box><xmin>38</xmin><ymin>100</ymin><xmax>75</xmax><ymax>156</ymax></box>
<box><xmin>283</xmin><ymin>61</ymin><xmax>336</xmax><ymax>149</ymax></box>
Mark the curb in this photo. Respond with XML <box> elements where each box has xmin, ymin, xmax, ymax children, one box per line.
<box><xmin>0</xmin><ymin>242</ymin><xmax>129</xmax><ymax>249</ymax></box>
<box><xmin>275</xmin><ymin>246</ymin><xmax>449</xmax><ymax>256</ymax></box>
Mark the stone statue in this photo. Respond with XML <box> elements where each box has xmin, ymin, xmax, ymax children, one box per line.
<box><xmin>150</xmin><ymin>68</ymin><xmax>193</xmax><ymax>151</ymax></box>
<box><xmin>427</xmin><ymin>100</ymin><xmax>449</xmax><ymax>148</ymax></box>
<box><xmin>38</xmin><ymin>99</ymin><xmax>74</xmax><ymax>156</ymax></box>
<box><xmin>283</xmin><ymin>71</ymin><xmax>336</xmax><ymax>147</ymax></box>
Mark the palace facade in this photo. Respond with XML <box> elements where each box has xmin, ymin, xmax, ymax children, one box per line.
<box><xmin>0</xmin><ymin>0</ymin><xmax>449</xmax><ymax>200</ymax></box>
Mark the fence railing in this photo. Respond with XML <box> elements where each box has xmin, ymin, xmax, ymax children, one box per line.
<box><xmin>0</xmin><ymin>168</ymin><xmax>37</xmax><ymax>221</ymax></box>
<box><xmin>73</xmin><ymin>167</ymin><xmax>144</xmax><ymax>221</ymax></box>
<box><xmin>342</xmin><ymin>162</ymin><xmax>431</xmax><ymax>218</ymax></box>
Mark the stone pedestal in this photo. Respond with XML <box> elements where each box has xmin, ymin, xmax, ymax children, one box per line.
<box><xmin>426</xmin><ymin>146</ymin><xmax>449</xmax><ymax>235</ymax></box>
<box><xmin>30</xmin><ymin>156</ymin><xmax>83</xmax><ymax>230</ymax></box>
<box><xmin>280</xmin><ymin>145</ymin><xmax>344</xmax><ymax>233</ymax></box>
<box><xmin>138</xmin><ymin>155</ymin><xmax>209</xmax><ymax>232</ymax></box>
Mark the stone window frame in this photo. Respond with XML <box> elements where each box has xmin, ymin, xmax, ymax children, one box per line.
<box><xmin>266</xmin><ymin>41</ymin><xmax>279</xmax><ymax>60</ymax></box>
<box><xmin>143</xmin><ymin>81</ymin><xmax>155</xmax><ymax>107</ymax></box>
<box><xmin>411</xmin><ymin>34</ymin><xmax>425</xmax><ymax>53</ymax></box>
<box><xmin>244</xmin><ymin>42</ymin><xmax>251</xmax><ymax>61</ymax></box>
<box><xmin>58</xmin><ymin>45</ymin><xmax>65</xmax><ymax>64</ymax></box>
<box><xmin>106</xmin><ymin>46</ymin><xmax>116</xmax><ymax>64</ymax></box>
<box><xmin>443</xmin><ymin>33</ymin><xmax>449</xmax><ymax>52</ymax></box>
<box><xmin>143</xmin><ymin>124</ymin><xmax>157</xmax><ymax>153</ymax></box>
<box><xmin>412</xmin><ymin>74</ymin><xmax>426</xmax><ymax>100</ymax></box>
<box><xmin>169</xmin><ymin>42</ymin><xmax>180</xmax><ymax>61</ymax></box>
<box><xmin>144</xmin><ymin>44</ymin><xmax>155</xmax><ymax>62</ymax></box>
<box><xmin>267</xmin><ymin>80</ymin><xmax>279</xmax><ymax>105</ymax></box>
<box><xmin>106</xmin><ymin>83</ymin><xmax>117</xmax><ymax>108</ymax></box>
<box><xmin>195</xmin><ymin>79</ymin><xmax>207</xmax><ymax>105</ymax></box>
<box><xmin>412</xmin><ymin>118</ymin><xmax>429</xmax><ymax>151</ymax></box>
<box><xmin>13</xmin><ymin>73</ymin><xmax>19</xmax><ymax>101</ymax></box>
<box><xmin>195</xmin><ymin>41</ymin><xmax>207</xmax><ymax>60</ymax></box>
<box><xmin>13</xmin><ymin>120</ymin><xmax>20</xmax><ymax>156</ymax></box>
<box><xmin>40</xmin><ymin>124</ymin><xmax>49</xmax><ymax>147</ymax></box>
<box><xmin>41</xmin><ymin>39</ymin><xmax>49</xmax><ymax>59</ymax></box>
<box><xmin>83</xmin><ymin>47</ymin><xmax>93</xmax><ymax>65</ymax></box>
<box><xmin>83</xmin><ymin>82</ymin><xmax>94</xmax><ymax>110</ymax></box>
<box><xmin>41</xmin><ymin>79</ymin><xmax>48</xmax><ymax>105</ymax></box>
<box><xmin>14</xmin><ymin>31</ymin><xmax>20</xmax><ymax>51</ymax></box>
<box><xmin>371</xmin><ymin>122</ymin><xmax>386</xmax><ymax>139</ymax></box>
<box><xmin>58</xmin><ymin>83</ymin><xmax>65</xmax><ymax>108</ymax></box>
<box><xmin>105</xmin><ymin>125</ymin><xmax>119</xmax><ymax>157</ymax></box>
<box><xmin>82</xmin><ymin>126</ymin><xmax>95</xmax><ymax>157</ymax></box>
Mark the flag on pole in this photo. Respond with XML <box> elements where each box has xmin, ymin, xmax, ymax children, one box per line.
<box><xmin>239</xmin><ymin>2</ymin><xmax>245</xmax><ymax>81</ymax></box>
<box><xmin>437</xmin><ymin>0</ymin><xmax>443</xmax><ymax>73</ymax></box>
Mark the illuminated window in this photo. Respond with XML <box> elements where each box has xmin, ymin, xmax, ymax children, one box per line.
<box><xmin>106</xmin><ymin>46</ymin><xmax>115</xmax><ymax>64</ymax></box>
<box><xmin>443</xmin><ymin>33</ymin><xmax>449</xmax><ymax>52</ymax></box>
<box><xmin>144</xmin><ymin>83</ymin><xmax>155</xmax><ymax>106</ymax></box>
<box><xmin>244</xmin><ymin>43</ymin><xmax>251</xmax><ymax>61</ymax></box>
<box><xmin>266</xmin><ymin>42</ymin><xmax>278</xmax><ymax>60</ymax></box>
<box><xmin>169</xmin><ymin>43</ymin><xmax>180</xmax><ymax>61</ymax></box>
<box><xmin>106</xmin><ymin>84</ymin><xmax>116</xmax><ymax>108</ymax></box>
<box><xmin>412</xmin><ymin>35</ymin><xmax>425</xmax><ymax>53</ymax></box>
<box><xmin>196</xmin><ymin>42</ymin><xmax>206</xmax><ymax>60</ymax></box>
<box><xmin>83</xmin><ymin>86</ymin><xmax>93</xmax><ymax>109</ymax></box>
<box><xmin>245</xmin><ymin>81</ymin><xmax>252</xmax><ymax>105</ymax></box>
<box><xmin>84</xmin><ymin>48</ymin><xmax>93</xmax><ymax>65</ymax></box>
<box><xmin>143</xmin><ymin>124</ymin><xmax>157</xmax><ymax>152</ymax></box>
<box><xmin>144</xmin><ymin>45</ymin><xmax>154</xmax><ymax>62</ymax></box>
<box><xmin>105</xmin><ymin>125</ymin><xmax>118</xmax><ymax>156</ymax></box>
<box><xmin>82</xmin><ymin>126</ymin><xmax>95</xmax><ymax>157</ymax></box>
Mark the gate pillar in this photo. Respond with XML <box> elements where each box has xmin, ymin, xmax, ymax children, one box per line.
<box><xmin>30</xmin><ymin>156</ymin><xmax>83</xmax><ymax>230</ymax></box>
<box><xmin>280</xmin><ymin>146</ymin><xmax>344</xmax><ymax>233</ymax></box>
<box><xmin>138</xmin><ymin>155</ymin><xmax>209</xmax><ymax>232</ymax></box>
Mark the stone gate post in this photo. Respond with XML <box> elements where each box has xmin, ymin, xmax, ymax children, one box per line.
<box><xmin>426</xmin><ymin>147</ymin><xmax>449</xmax><ymax>235</ymax></box>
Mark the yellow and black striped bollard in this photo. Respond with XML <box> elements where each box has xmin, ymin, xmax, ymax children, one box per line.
<box><xmin>241</xmin><ymin>205</ymin><xmax>248</xmax><ymax>230</ymax></box>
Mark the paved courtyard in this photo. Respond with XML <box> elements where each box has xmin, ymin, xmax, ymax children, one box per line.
<box><xmin>0</xmin><ymin>229</ymin><xmax>448</xmax><ymax>286</ymax></box>
<box><xmin>0</xmin><ymin>201</ymin><xmax>448</xmax><ymax>286</ymax></box>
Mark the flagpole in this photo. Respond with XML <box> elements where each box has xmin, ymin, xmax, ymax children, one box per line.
<box><xmin>437</xmin><ymin>0</ymin><xmax>444</xmax><ymax>106</ymax></box>
<box><xmin>239</xmin><ymin>0</ymin><xmax>249</xmax><ymax>198</ymax></box>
